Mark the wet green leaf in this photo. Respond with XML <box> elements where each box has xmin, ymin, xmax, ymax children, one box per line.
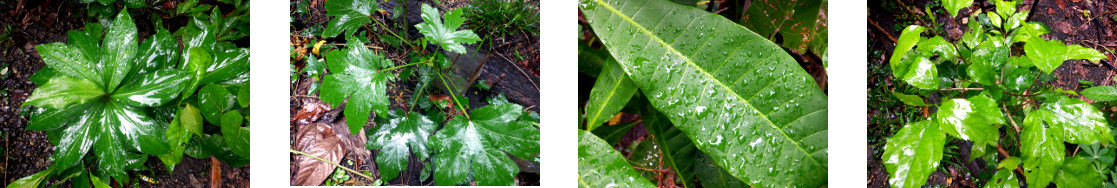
<box><xmin>962</xmin><ymin>19</ymin><xmax>984</xmax><ymax>49</ymax></box>
<box><xmin>644</xmin><ymin>108</ymin><xmax>699</xmax><ymax>188</ymax></box>
<box><xmin>968</xmin><ymin>40</ymin><xmax>1009</xmax><ymax>85</ymax></box>
<box><xmin>25</xmin><ymin>76</ymin><xmax>105</xmax><ymax>109</ymax></box>
<box><xmin>101</xmin><ymin>8</ymin><xmax>138</xmax><ymax>93</ymax></box>
<box><xmin>1020</xmin><ymin>109</ymin><xmax>1064</xmax><ymax>187</ymax></box>
<box><xmin>577</xmin><ymin>130</ymin><xmax>655</xmax><ymax>187</ymax></box>
<box><xmin>1010</xmin><ymin>22</ymin><xmax>1048</xmax><ymax>44</ymax></box>
<box><xmin>320</xmin><ymin>38</ymin><xmax>391</xmax><ymax>134</ymax></box>
<box><xmin>367</xmin><ymin>112</ymin><xmax>435</xmax><ymax>181</ymax></box>
<box><xmin>578</xmin><ymin>42</ymin><xmax>609</xmax><ymax>77</ymax></box>
<box><xmin>935</xmin><ymin>94</ymin><xmax>1004</xmax><ymax>146</ymax></box>
<box><xmin>998</xmin><ymin>157</ymin><xmax>1021</xmax><ymax>169</ymax></box>
<box><xmin>589</xmin><ymin>121</ymin><xmax>636</xmax><ymax>145</ymax></box>
<box><xmin>915</xmin><ymin>36</ymin><xmax>957</xmax><ymax>61</ymax></box>
<box><xmin>1040</xmin><ymin>95</ymin><xmax>1115</xmax><ymax>144</ymax></box>
<box><xmin>738</xmin><ymin>0</ymin><xmax>824</xmax><ymax>53</ymax></box>
<box><xmin>891</xmin><ymin>91</ymin><xmax>927</xmax><ymax>106</ymax></box>
<box><xmin>135</xmin><ymin>29</ymin><xmax>178</xmax><ymax>76</ymax></box>
<box><xmin>431</xmin><ymin>104</ymin><xmax>539</xmax><ymax>186</ymax></box>
<box><xmin>1054</xmin><ymin>156</ymin><xmax>1103</xmax><ymax>187</ymax></box>
<box><xmin>26</xmin><ymin>102</ymin><xmax>91</xmax><ymax>131</ymax></box>
<box><xmin>416</xmin><ymin>4</ymin><xmax>480</xmax><ymax>54</ymax></box>
<box><xmin>891</xmin><ymin>25</ymin><xmax>925</xmax><ymax>68</ymax></box>
<box><xmin>221</xmin><ymin>111</ymin><xmax>249</xmax><ymax>158</ymax></box>
<box><xmin>35</xmin><ymin>44</ymin><xmax>101</xmax><ymax>86</ymax></box>
<box><xmin>237</xmin><ymin>82</ymin><xmax>250</xmax><ymax>107</ymax></box>
<box><xmin>322</xmin><ymin>0</ymin><xmax>375</xmax><ymax>38</ymax></box>
<box><xmin>1002</xmin><ymin>67</ymin><xmax>1036</xmax><ymax>92</ymax></box>
<box><xmin>900</xmin><ymin>56</ymin><xmax>938</xmax><ymax>89</ymax></box>
<box><xmin>50</xmin><ymin>103</ymin><xmax>101</xmax><ymax>172</ymax></box>
<box><xmin>1082</xmin><ymin>86</ymin><xmax>1117</xmax><ymax>101</ymax></box>
<box><xmin>111</xmin><ymin>69</ymin><xmax>190</xmax><ymax>107</ymax></box>
<box><xmin>984</xmin><ymin>168</ymin><xmax>1019</xmax><ymax>188</ymax></box>
<box><xmin>1004</xmin><ymin>11</ymin><xmax>1027</xmax><ymax>31</ymax></box>
<box><xmin>580</xmin><ymin>0</ymin><xmax>828</xmax><ymax>185</ymax></box>
<box><xmin>158</xmin><ymin>113</ymin><xmax>190</xmax><ymax>173</ymax></box>
<box><xmin>584</xmin><ymin>60</ymin><xmax>637</xmax><ymax>130</ymax></box>
<box><xmin>6</xmin><ymin>169</ymin><xmax>51</xmax><ymax>188</ymax></box>
<box><xmin>993</xmin><ymin>0</ymin><xmax>1016</xmax><ymax>21</ymax></box>
<box><xmin>199</xmin><ymin>47</ymin><xmax>250</xmax><ymax>85</ymax></box>
<box><xmin>695</xmin><ymin>152</ymin><xmax>749</xmax><ymax>188</ymax></box>
<box><xmin>198</xmin><ymin>84</ymin><xmax>236</xmax><ymax>125</ymax></box>
<box><xmin>1025</xmin><ymin>37</ymin><xmax>1107</xmax><ymax>74</ymax></box>
<box><xmin>942</xmin><ymin>0</ymin><xmax>973</xmax><ymax>17</ymax></box>
<box><xmin>883</xmin><ymin>120</ymin><xmax>946</xmax><ymax>188</ymax></box>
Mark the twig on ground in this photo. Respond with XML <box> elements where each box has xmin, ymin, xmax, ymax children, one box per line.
<box><xmin>290</xmin><ymin>149</ymin><xmax>377</xmax><ymax>182</ymax></box>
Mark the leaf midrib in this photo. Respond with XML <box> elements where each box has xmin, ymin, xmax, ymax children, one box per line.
<box><xmin>586</xmin><ymin>64</ymin><xmax>625</xmax><ymax>130</ymax></box>
<box><xmin>593</xmin><ymin>0</ymin><xmax>824</xmax><ymax>169</ymax></box>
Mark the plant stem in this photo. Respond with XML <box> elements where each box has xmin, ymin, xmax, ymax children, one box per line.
<box><xmin>371</xmin><ymin>16</ymin><xmax>413</xmax><ymax>48</ymax></box>
<box><xmin>436</xmin><ymin>71</ymin><xmax>471</xmax><ymax>120</ymax></box>
<box><xmin>290</xmin><ymin>149</ymin><xmax>377</xmax><ymax>181</ymax></box>
<box><xmin>939</xmin><ymin>87</ymin><xmax>983</xmax><ymax>91</ymax></box>
<box><xmin>380</xmin><ymin>61</ymin><xmax>424</xmax><ymax>72</ymax></box>
<box><xmin>1002</xmin><ymin>103</ymin><xmax>1021</xmax><ymax>133</ymax></box>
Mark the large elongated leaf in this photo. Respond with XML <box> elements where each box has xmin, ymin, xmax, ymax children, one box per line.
<box><xmin>34</xmin><ymin>43</ymin><xmax>102</xmax><ymax>86</ymax></box>
<box><xmin>134</xmin><ymin>28</ymin><xmax>178</xmax><ymax>76</ymax></box>
<box><xmin>985</xmin><ymin>169</ymin><xmax>1019</xmax><ymax>188</ymax></box>
<box><xmin>416</xmin><ymin>4</ymin><xmax>480</xmax><ymax>54</ymax></box>
<box><xmin>580</xmin><ymin>0</ymin><xmax>828</xmax><ymax>186</ymax></box>
<box><xmin>366</xmin><ymin>111</ymin><xmax>435</xmax><ymax>181</ymax></box>
<box><xmin>101</xmin><ymin>8</ymin><xmax>138</xmax><ymax>93</ymax></box>
<box><xmin>738</xmin><ymin>0</ymin><xmax>824</xmax><ymax>53</ymax></box>
<box><xmin>883</xmin><ymin>121</ymin><xmax>946</xmax><ymax>188</ymax></box>
<box><xmin>1025</xmin><ymin>38</ymin><xmax>1107</xmax><ymax>74</ymax></box>
<box><xmin>640</xmin><ymin>102</ymin><xmax>698</xmax><ymax>188</ymax></box>
<box><xmin>49</xmin><ymin>103</ymin><xmax>102</xmax><ymax>171</ymax></box>
<box><xmin>1083</xmin><ymin>86</ymin><xmax>1117</xmax><ymax>101</ymax></box>
<box><xmin>935</xmin><ymin>94</ymin><xmax>1003</xmax><ymax>146</ymax></box>
<box><xmin>323</xmin><ymin>0</ymin><xmax>374</xmax><ymax>38</ymax></box>
<box><xmin>1020</xmin><ymin>110</ymin><xmax>1064</xmax><ymax>187</ymax></box>
<box><xmin>942</xmin><ymin>0</ymin><xmax>973</xmax><ymax>17</ymax></box>
<box><xmin>25</xmin><ymin>76</ymin><xmax>105</xmax><ymax>109</ymax></box>
<box><xmin>583</xmin><ymin>60</ymin><xmax>637</xmax><ymax>130</ymax></box>
<box><xmin>111</xmin><ymin>69</ymin><xmax>190</xmax><ymax>107</ymax></box>
<box><xmin>431</xmin><ymin>104</ymin><xmax>539</xmax><ymax>186</ymax></box>
<box><xmin>1040</xmin><ymin>95</ymin><xmax>1115</xmax><ymax>144</ymax></box>
<box><xmin>577</xmin><ymin>130</ymin><xmax>655</xmax><ymax>187</ymax></box>
<box><xmin>321</xmin><ymin>38</ymin><xmax>391</xmax><ymax>134</ymax></box>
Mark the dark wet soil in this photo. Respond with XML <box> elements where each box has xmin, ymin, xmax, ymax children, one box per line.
<box><xmin>867</xmin><ymin>0</ymin><xmax>1117</xmax><ymax>187</ymax></box>
<box><xmin>289</xmin><ymin>0</ymin><xmax>540</xmax><ymax>186</ymax></box>
<box><xmin>0</xmin><ymin>0</ymin><xmax>248</xmax><ymax>187</ymax></box>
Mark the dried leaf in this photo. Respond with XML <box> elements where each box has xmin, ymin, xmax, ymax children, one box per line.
<box><xmin>293</xmin><ymin>123</ymin><xmax>346</xmax><ymax>186</ymax></box>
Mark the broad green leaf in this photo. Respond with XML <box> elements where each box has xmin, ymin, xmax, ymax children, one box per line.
<box><xmin>641</xmin><ymin>105</ymin><xmax>698</xmax><ymax>188</ymax></box>
<box><xmin>578</xmin><ymin>42</ymin><xmax>609</xmax><ymax>77</ymax></box>
<box><xmin>34</xmin><ymin>43</ymin><xmax>102</xmax><ymax>85</ymax></box>
<box><xmin>1020</xmin><ymin>110</ymin><xmax>1064</xmax><ymax>187</ymax></box>
<box><xmin>111</xmin><ymin>69</ymin><xmax>190</xmax><ymax>107</ymax></box>
<box><xmin>1010</xmin><ymin>22</ymin><xmax>1047</xmax><ymax>43</ymax></box>
<box><xmin>738</xmin><ymin>0</ymin><xmax>824</xmax><ymax>53</ymax></box>
<box><xmin>988</xmin><ymin>12</ymin><xmax>1002</xmax><ymax>28</ymax></box>
<box><xmin>198</xmin><ymin>84</ymin><xmax>236</xmax><ymax>125</ymax></box>
<box><xmin>432</xmin><ymin>104</ymin><xmax>539</xmax><ymax>186</ymax></box>
<box><xmin>577</xmin><ymin>130</ymin><xmax>656</xmax><ymax>187</ymax></box>
<box><xmin>90</xmin><ymin>175</ymin><xmax>111</xmax><ymax>188</ymax></box>
<box><xmin>1025</xmin><ymin>37</ymin><xmax>1107</xmax><ymax>74</ymax></box>
<box><xmin>1040</xmin><ymin>95</ymin><xmax>1115</xmax><ymax>144</ymax></box>
<box><xmin>1083</xmin><ymin>86</ymin><xmax>1117</xmax><ymax>101</ymax></box>
<box><xmin>935</xmin><ymin>94</ymin><xmax>1003</xmax><ymax>146</ymax></box>
<box><xmin>158</xmin><ymin>113</ymin><xmax>190</xmax><ymax>173</ymax></box>
<box><xmin>891</xmin><ymin>26</ymin><xmax>925</xmax><ymax>67</ymax></box>
<box><xmin>238</xmin><ymin>82</ymin><xmax>250</xmax><ymax>107</ymax></box>
<box><xmin>94</xmin><ymin>102</ymin><xmax>167</xmax><ymax>181</ymax></box>
<box><xmin>915</xmin><ymin>36</ymin><xmax>957</xmax><ymax>61</ymax></box>
<box><xmin>883</xmin><ymin>120</ymin><xmax>946</xmax><ymax>188</ymax></box>
<box><xmin>583</xmin><ymin>60</ymin><xmax>637</xmax><ymax>130</ymax></box>
<box><xmin>323</xmin><ymin>0</ymin><xmax>374</xmax><ymax>38</ymax></box>
<box><xmin>26</xmin><ymin>102</ymin><xmax>92</xmax><ymax>131</ymax></box>
<box><xmin>993</xmin><ymin>0</ymin><xmax>1016</xmax><ymax>21</ymax></box>
<box><xmin>581</xmin><ymin>0</ymin><xmax>828</xmax><ymax>186</ymax></box>
<box><xmin>891</xmin><ymin>91</ymin><xmax>927</xmax><ymax>106</ymax></box>
<box><xmin>415</xmin><ymin>4</ymin><xmax>480</xmax><ymax>54</ymax></box>
<box><xmin>998</xmin><ymin>157</ymin><xmax>1021</xmax><ymax>169</ymax></box>
<box><xmin>182</xmin><ymin>47</ymin><xmax>213</xmax><ymax>100</ymax></box>
<box><xmin>968</xmin><ymin>40</ymin><xmax>1009</xmax><ymax>85</ymax></box>
<box><xmin>962</xmin><ymin>18</ymin><xmax>984</xmax><ymax>49</ymax></box>
<box><xmin>6</xmin><ymin>169</ymin><xmax>52</xmax><ymax>188</ymax></box>
<box><xmin>1004</xmin><ymin>11</ymin><xmax>1027</xmax><ymax>31</ymax></box>
<box><xmin>101</xmin><ymin>9</ymin><xmax>138</xmax><ymax>93</ymax></box>
<box><xmin>1054</xmin><ymin>156</ymin><xmax>1103</xmax><ymax>187</ymax></box>
<box><xmin>899</xmin><ymin>56</ymin><xmax>938</xmax><ymax>89</ymax></box>
<box><xmin>984</xmin><ymin>169</ymin><xmax>1019</xmax><ymax>188</ymax></box>
<box><xmin>180</xmin><ymin>104</ymin><xmax>204</xmax><ymax>136</ymax></box>
<box><xmin>199</xmin><ymin>47</ymin><xmax>250</xmax><ymax>85</ymax></box>
<box><xmin>221</xmin><ymin>111</ymin><xmax>249</xmax><ymax>158</ymax></box>
<box><xmin>695</xmin><ymin>152</ymin><xmax>749</xmax><ymax>188</ymax></box>
<box><xmin>50</xmin><ymin>103</ymin><xmax>101</xmax><ymax>171</ymax></box>
<box><xmin>1002</xmin><ymin>67</ymin><xmax>1036</xmax><ymax>92</ymax></box>
<box><xmin>366</xmin><ymin>111</ymin><xmax>435</xmax><ymax>181</ymax></box>
<box><xmin>134</xmin><ymin>28</ymin><xmax>178</xmax><ymax>76</ymax></box>
<box><xmin>25</xmin><ymin>76</ymin><xmax>105</xmax><ymax>109</ymax></box>
<box><xmin>588</xmin><ymin>121</ymin><xmax>636</xmax><ymax>145</ymax></box>
<box><xmin>942</xmin><ymin>0</ymin><xmax>973</xmax><ymax>17</ymax></box>
<box><xmin>321</xmin><ymin>38</ymin><xmax>391</xmax><ymax>134</ymax></box>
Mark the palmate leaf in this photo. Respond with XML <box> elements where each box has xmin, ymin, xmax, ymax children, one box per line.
<box><xmin>583</xmin><ymin>59</ymin><xmax>637</xmax><ymax>130</ymax></box>
<box><xmin>738</xmin><ymin>0</ymin><xmax>825</xmax><ymax>53</ymax></box>
<box><xmin>580</xmin><ymin>0</ymin><xmax>828</xmax><ymax>186</ymax></box>
<box><xmin>320</xmin><ymin>38</ymin><xmax>391</xmax><ymax>134</ymax></box>
<box><xmin>431</xmin><ymin>104</ymin><xmax>539</xmax><ymax>186</ymax></box>
<box><xmin>366</xmin><ymin>111</ymin><xmax>435</xmax><ymax>181</ymax></box>
<box><xmin>1025</xmin><ymin>37</ymin><xmax>1107</xmax><ymax>74</ymax></box>
<box><xmin>416</xmin><ymin>4</ymin><xmax>481</xmax><ymax>54</ymax></box>
<box><xmin>322</xmin><ymin>0</ymin><xmax>375</xmax><ymax>38</ymax></box>
<box><xmin>883</xmin><ymin>120</ymin><xmax>946</xmax><ymax>188</ymax></box>
<box><xmin>577</xmin><ymin>130</ymin><xmax>655</xmax><ymax>187</ymax></box>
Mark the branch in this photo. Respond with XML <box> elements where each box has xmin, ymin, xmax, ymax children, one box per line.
<box><xmin>939</xmin><ymin>87</ymin><xmax>983</xmax><ymax>91</ymax></box>
<box><xmin>1002</xmin><ymin>103</ymin><xmax>1020</xmax><ymax>133</ymax></box>
<box><xmin>995</xmin><ymin>144</ymin><xmax>1026</xmax><ymax>178</ymax></box>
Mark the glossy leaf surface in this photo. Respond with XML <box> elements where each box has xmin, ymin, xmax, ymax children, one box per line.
<box><xmin>1020</xmin><ymin>110</ymin><xmax>1064</xmax><ymax>187</ymax></box>
<box><xmin>432</xmin><ymin>104</ymin><xmax>539</xmax><ymax>186</ymax></box>
<box><xmin>580</xmin><ymin>0</ymin><xmax>828</xmax><ymax>186</ymax></box>
<box><xmin>883</xmin><ymin>121</ymin><xmax>946</xmax><ymax>188</ymax></box>
<box><xmin>935</xmin><ymin>94</ymin><xmax>1003</xmax><ymax>146</ymax></box>
<box><xmin>583</xmin><ymin>60</ymin><xmax>637</xmax><ymax>130</ymax></box>
<box><xmin>1054</xmin><ymin>156</ymin><xmax>1102</xmax><ymax>187</ymax></box>
<box><xmin>322</xmin><ymin>0</ymin><xmax>374</xmax><ymax>38</ymax></box>
<box><xmin>891</xmin><ymin>26</ymin><xmax>924</xmax><ymax>68</ymax></box>
<box><xmin>25</xmin><ymin>76</ymin><xmax>104</xmax><ymax>109</ymax></box>
<box><xmin>6</xmin><ymin>169</ymin><xmax>51</xmax><ymax>188</ymax></box>
<box><xmin>110</xmin><ymin>69</ymin><xmax>190</xmax><ymax>107</ymax></box>
<box><xmin>321</xmin><ymin>38</ymin><xmax>390</xmax><ymax>134</ymax></box>
<box><xmin>1082</xmin><ymin>86</ymin><xmax>1117</xmax><ymax>101</ymax></box>
<box><xmin>1025</xmin><ymin>38</ymin><xmax>1107</xmax><ymax>74</ymax></box>
<box><xmin>984</xmin><ymin>169</ymin><xmax>1019</xmax><ymax>188</ymax></box>
<box><xmin>942</xmin><ymin>0</ymin><xmax>973</xmax><ymax>17</ymax></box>
<box><xmin>367</xmin><ymin>112</ymin><xmax>435</xmax><ymax>181</ymax></box>
<box><xmin>1040</xmin><ymin>95</ymin><xmax>1114</xmax><ymax>144</ymax></box>
<box><xmin>738</xmin><ymin>0</ymin><xmax>824</xmax><ymax>53</ymax></box>
<box><xmin>101</xmin><ymin>8</ymin><xmax>138</xmax><ymax>93</ymax></box>
<box><xmin>891</xmin><ymin>91</ymin><xmax>926</xmax><ymax>106</ymax></box>
<box><xmin>198</xmin><ymin>84</ymin><xmax>236</xmax><ymax>125</ymax></box>
<box><xmin>415</xmin><ymin>4</ymin><xmax>481</xmax><ymax>54</ymax></box>
<box><xmin>968</xmin><ymin>40</ymin><xmax>1009</xmax><ymax>85</ymax></box>
<box><xmin>577</xmin><ymin>130</ymin><xmax>655</xmax><ymax>187</ymax></box>
<box><xmin>221</xmin><ymin>111</ymin><xmax>249</xmax><ymax>158</ymax></box>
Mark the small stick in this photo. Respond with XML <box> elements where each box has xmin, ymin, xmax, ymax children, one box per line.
<box><xmin>290</xmin><ymin>149</ymin><xmax>376</xmax><ymax>181</ymax></box>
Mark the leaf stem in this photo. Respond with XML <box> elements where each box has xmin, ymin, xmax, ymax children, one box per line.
<box><xmin>436</xmin><ymin>71</ymin><xmax>471</xmax><ymax>120</ymax></box>
<box><xmin>380</xmin><ymin>61</ymin><xmax>424</xmax><ymax>72</ymax></box>
<box><xmin>939</xmin><ymin>87</ymin><xmax>983</xmax><ymax>91</ymax></box>
<box><xmin>370</xmin><ymin>16</ymin><xmax>413</xmax><ymax>48</ymax></box>
<box><xmin>1002</xmin><ymin>103</ymin><xmax>1021</xmax><ymax>133</ymax></box>
<box><xmin>289</xmin><ymin>149</ymin><xmax>377</xmax><ymax>182</ymax></box>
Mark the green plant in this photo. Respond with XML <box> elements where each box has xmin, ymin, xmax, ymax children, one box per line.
<box><xmin>13</xmin><ymin>4</ymin><xmax>251</xmax><ymax>187</ymax></box>
<box><xmin>578</xmin><ymin>0</ymin><xmax>828</xmax><ymax>187</ymax></box>
<box><xmin>881</xmin><ymin>1</ymin><xmax>1112</xmax><ymax>187</ymax></box>
<box><xmin>463</xmin><ymin>0</ymin><xmax>539</xmax><ymax>41</ymax></box>
<box><xmin>416</xmin><ymin>4</ymin><xmax>481</xmax><ymax>54</ymax></box>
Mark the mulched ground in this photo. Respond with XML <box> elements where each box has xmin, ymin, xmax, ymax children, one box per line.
<box><xmin>0</xmin><ymin>1</ymin><xmax>248</xmax><ymax>187</ymax></box>
<box><xmin>867</xmin><ymin>0</ymin><xmax>1117</xmax><ymax>187</ymax></box>
<box><xmin>289</xmin><ymin>0</ymin><xmax>540</xmax><ymax>186</ymax></box>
